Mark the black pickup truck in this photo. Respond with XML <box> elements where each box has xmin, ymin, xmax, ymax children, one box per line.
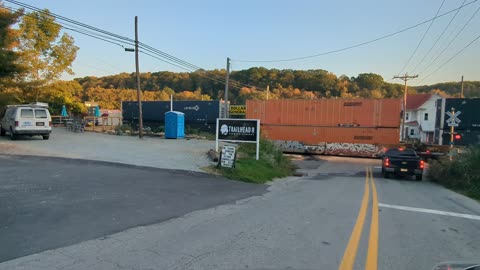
<box><xmin>381</xmin><ymin>148</ymin><xmax>424</xmax><ymax>181</ymax></box>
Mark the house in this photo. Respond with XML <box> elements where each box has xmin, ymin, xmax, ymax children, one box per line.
<box><xmin>402</xmin><ymin>93</ymin><xmax>442</xmax><ymax>144</ymax></box>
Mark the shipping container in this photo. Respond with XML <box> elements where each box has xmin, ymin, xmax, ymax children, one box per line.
<box><xmin>122</xmin><ymin>101</ymin><xmax>220</xmax><ymax>125</ymax></box>
<box><xmin>261</xmin><ymin>125</ymin><xmax>400</xmax><ymax>145</ymax></box>
<box><xmin>439</xmin><ymin>98</ymin><xmax>480</xmax><ymax>130</ymax></box>
<box><xmin>247</xmin><ymin>99</ymin><xmax>402</xmax><ymax>128</ymax></box>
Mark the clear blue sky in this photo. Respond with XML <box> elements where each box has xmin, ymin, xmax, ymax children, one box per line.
<box><xmin>7</xmin><ymin>0</ymin><xmax>480</xmax><ymax>86</ymax></box>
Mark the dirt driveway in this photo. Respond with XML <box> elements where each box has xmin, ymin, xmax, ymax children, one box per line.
<box><xmin>0</xmin><ymin>128</ymin><xmax>214</xmax><ymax>171</ymax></box>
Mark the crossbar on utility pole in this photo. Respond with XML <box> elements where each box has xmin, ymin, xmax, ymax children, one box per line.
<box><xmin>135</xmin><ymin>16</ymin><xmax>143</xmax><ymax>139</ymax></box>
<box><xmin>223</xmin><ymin>57</ymin><xmax>230</xmax><ymax>118</ymax></box>
<box><xmin>393</xmin><ymin>73</ymin><xmax>418</xmax><ymax>142</ymax></box>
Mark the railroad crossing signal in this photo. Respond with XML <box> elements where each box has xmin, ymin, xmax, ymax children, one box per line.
<box><xmin>446</xmin><ymin>110</ymin><xmax>461</xmax><ymax>127</ymax></box>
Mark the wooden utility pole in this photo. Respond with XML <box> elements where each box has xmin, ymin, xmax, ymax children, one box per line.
<box><xmin>461</xmin><ymin>75</ymin><xmax>464</xmax><ymax>98</ymax></box>
<box><xmin>135</xmin><ymin>16</ymin><xmax>143</xmax><ymax>139</ymax></box>
<box><xmin>393</xmin><ymin>73</ymin><xmax>418</xmax><ymax>142</ymax></box>
<box><xmin>266</xmin><ymin>85</ymin><xmax>270</xmax><ymax>100</ymax></box>
<box><xmin>223</xmin><ymin>57</ymin><xmax>230</xmax><ymax>118</ymax></box>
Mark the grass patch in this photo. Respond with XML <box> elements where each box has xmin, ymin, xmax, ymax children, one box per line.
<box><xmin>217</xmin><ymin>139</ymin><xmax>295</xmax><ymax>184</ymax></box>
<box><xmin>428</xmin><ymin>145</ymin><xmax>480</xmax><ymax>200</ymax></box>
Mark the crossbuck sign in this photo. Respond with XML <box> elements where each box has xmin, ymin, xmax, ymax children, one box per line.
<box><xmin>446</xmin><ymin>110</ymin><xmax>461</xmax><ymax>127</ymax></box>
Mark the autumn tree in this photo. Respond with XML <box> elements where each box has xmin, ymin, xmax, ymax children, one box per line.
<box><xmin>17</xmin><ymin>9</ymin><xmax>78</xmax><ymax>100</ymax></box>
<box><xmin>0</xmin><ymin>6</ymin><xmax>23</xmax><ymax>87</ymax></box>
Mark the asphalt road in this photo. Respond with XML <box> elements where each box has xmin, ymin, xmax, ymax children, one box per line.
<box><xmin>1</xmin><ymin>155</ymin><xmax>479</xmax><ymax>270</ymax></box>
<box><xmin>0</xmin><ymin>155</ymin><xmax>267</xmax><ymax>263</ymax></box>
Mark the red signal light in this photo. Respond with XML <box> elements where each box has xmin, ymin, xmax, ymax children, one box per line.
<box><xmin>454</xmin><ymin>134</ymin><xmax>462</xmax><ymax>140</ymax></box>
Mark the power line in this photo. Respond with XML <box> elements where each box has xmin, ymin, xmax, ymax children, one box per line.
<box><xmin>411</xmin><ymin>0</ymin><xmax>467</xmax><ymax>74</ymax></box>
<box><xmin>396</xmin><ymin>0</ymin><xmax>445</xmax><ymax>76</ymax></box>
<box><xmin>4</xmin><ymin>1</ymin><xmax>262</xmax><ymax>90</ymax></box>
<box><xmin>4</xmin><ymin>0</ymin><xmax>134</xmax><ymax>43</ymax></box>
<box><xmin>231</xmin><ymin>0</ymin><xmax>478</xmax><ymax>63</ymax></box>
<box><xmin>418</xmin><ymin>4</ymin><xmax>480</xmax><ymax>76</ymax></box>
<box><xmin>419</xmin><ymin>33</ymin><xmax>480</xmax><ymax>83</ymax></box>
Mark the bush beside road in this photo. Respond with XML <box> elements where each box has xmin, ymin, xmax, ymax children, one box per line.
<box><xmin>428</xmin><ymin>146</ymin><xmax>480</xmax><ymax>200</ymax></box>
<box><xmin>217</xmin><ymin>139</ymin><xmax>295</xmax><ymax>184</ymax></box>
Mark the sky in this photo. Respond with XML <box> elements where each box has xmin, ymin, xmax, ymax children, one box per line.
<box><xmin>5</xmin><ymin>0</ymin><xmax>480</xmax><ymax>86</ymax></box>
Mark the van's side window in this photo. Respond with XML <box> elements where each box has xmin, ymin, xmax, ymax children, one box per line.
<box><xmin>21</xmin><ymin>109</ymin><xmax>34</xmax><ymax>118</ymax></box>
<box><xmin>35</xmin><ymin>109</ymin><xmax>48</xmax><ymax>118</ymax></box>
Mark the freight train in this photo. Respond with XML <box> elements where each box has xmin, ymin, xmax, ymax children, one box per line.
<box><xmin>246</xmin><ymin>99</ymin><xmax>402</xmax><ymax>157</ymax></box>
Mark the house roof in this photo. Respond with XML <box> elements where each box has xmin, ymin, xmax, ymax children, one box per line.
<box><xmin>406</xmin><ymin>94</ymin><xmax>432</xmax><ymax>110</ymax></box>
<box><xmin>405</xmin><ymin>121</ymin><xmax>419</xmax><ymax>126</ymax></box>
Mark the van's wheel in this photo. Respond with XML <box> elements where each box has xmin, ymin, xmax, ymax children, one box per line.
<box><xmin>9</xmin><ymin>128</ymin><xmax>16</xmax><ymax>140</ymax></box>
<box><xmin>0</xmin><ymin>126</ymin><xmax>5</xmax><ymax>136</ymax></box>
<box><xmin>42</xmin><ymin>135</ymin><xmax>50</xmax><ymax>140</ymax></box>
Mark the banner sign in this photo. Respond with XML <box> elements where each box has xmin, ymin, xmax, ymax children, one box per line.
<box><xmin>229</xmin><ymin>105</ymin><xmax>246</xmax><ymax>115</ymax></box>
<box><xmin>216</xmin><ymin>118</ymin><xmax>260</xmax><ymax>160</ymax></box>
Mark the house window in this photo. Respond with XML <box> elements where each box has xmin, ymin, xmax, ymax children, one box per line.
<box><xmin>410</xmin><ymin>129</ymin><xmax>415</xmax><ymax>136</ymax></box>
<box><xmin>424</xmin><ymin>113</ymin><xmax>428</xmax><ymax>121</ymax></box>
<box><xmin>406</xmin><ymin>112</ymin><xmax>409</xmax><ymax>121</ymax></box>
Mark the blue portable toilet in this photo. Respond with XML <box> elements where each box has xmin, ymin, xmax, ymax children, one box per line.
<box><xmin>165</xmin><ymin>111</ymin><xmax>185</xmax><ymax>139</ymax></box>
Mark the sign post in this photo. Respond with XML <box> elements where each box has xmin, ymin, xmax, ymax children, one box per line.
<box><xmin>216</xmin><ymin>118</ymin><xmax>260</xmax><ymax>161</ymax></box>
<box><xmin>446</xmin><ymin>108</ymin><xmax>461</xmax><ymax>160</ymax></box>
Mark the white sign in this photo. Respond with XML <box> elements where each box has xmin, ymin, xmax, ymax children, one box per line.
<box><xmin>446</xmin><ymin>111</ymin><xmax>461</xmax><ymax>127</ymax></box>
<box><xmin>220</xmin><ymin>145</ymin><xmax>236</xmax><ymax>168</ymax></box>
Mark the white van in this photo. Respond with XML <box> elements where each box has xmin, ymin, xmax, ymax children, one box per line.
<box><xmin>0</xmin><ymin>103</ymin><xmax>52</xmax><ymax>140</ymax></box>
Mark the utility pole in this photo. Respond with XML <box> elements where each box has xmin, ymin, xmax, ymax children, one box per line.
<box><xmin>461</xmin><ymin>75</ymin><xmax>464</xmax><ymax>98</ymax></box>
<box><xmin>449</xmin><ymin>107</ymin><xmax>455</xmax><ymax>160</ymax></box>
<box><xmin>393</xmin><ymin>73</ymin><xmax>418</xmax><ymax>142</ymax></box>
<box><xmin>135</xmin><ymin>16</ymin><xmax>143</xmax><ymax>139</ymax></box>
<box><xmin>223</xmin><ymin>57</ymin><xmax>230</xmax><ymax>118</ymax></box>
<box><xmin>266</xmin><ymin>85</ymin><xmax>270</xmax><ymax>100</ymax></box>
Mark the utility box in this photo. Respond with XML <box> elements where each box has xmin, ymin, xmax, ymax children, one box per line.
<box><xmin>165</xmin><ymin>111</ymin><xmax>185</xmax><ymax>139</ymax></box>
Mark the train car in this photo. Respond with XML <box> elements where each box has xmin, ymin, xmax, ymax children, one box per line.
<box><xmin>247</xmin><ymin>99</ymin><xmax>402</xmax><ymax>157</ymax></box>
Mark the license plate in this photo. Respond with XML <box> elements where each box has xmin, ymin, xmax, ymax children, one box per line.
<box><xmin>23</xmin><ymin>121</ymin><xmax>32</xmax><ymax>126</ymax></box>
<box><xmin>400</xmin><ymin>168</ymin><xmax>408</xmax><ymax>172</ymax></box>
<box><xmin>36</xmin><ymin>122</ymin><xmax>44</xmax><ymax>126</ymax></box>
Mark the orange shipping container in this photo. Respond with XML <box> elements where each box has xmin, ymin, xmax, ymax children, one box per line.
<box><xmin>247</xmin><ymin>99</ymin><xmax>402</xmax><ymax>128</ymax></box>
<box><xmin>261</xmin><ymin>125</ymin><xmax>400</xmax><ymax>145</ymax></box>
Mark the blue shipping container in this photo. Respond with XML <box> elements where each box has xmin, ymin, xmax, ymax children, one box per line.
<box><xmin>165</xmin><ymin>111</ymin><xmax>185</xmax><ymax>139</ymax></box>
<box><xmin>122</xmin><ymin>101</ymin><xmax>220</xmax><ymax>124</ymax></box>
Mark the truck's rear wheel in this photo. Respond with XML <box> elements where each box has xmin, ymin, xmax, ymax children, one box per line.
<box><xmin>382</xmin><ymin>170</ymin><xmax>390</xmax><ymax>179</ymax></box>
<box><xmin>415</xmin><ymin>174</ymin><xmax>423</xmax><ymax>181</ymax></box>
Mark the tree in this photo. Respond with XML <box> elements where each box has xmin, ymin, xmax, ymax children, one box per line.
<box><xmin>0</xmin><ymin>6</ymin><xmax>23</xmax><ymax>84</ymax></box>
<box><xmin>17</xmin><ymin>9</ymin><xmax>78</xmax><ymax>100</ymax></box>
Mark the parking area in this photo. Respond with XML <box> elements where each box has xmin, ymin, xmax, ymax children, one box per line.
<box><xmin>0</xmin><ymin>128</ymin><xmax>213</xmax><ymax>172</ymax></box>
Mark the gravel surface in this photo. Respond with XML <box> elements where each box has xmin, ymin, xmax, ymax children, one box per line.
<box><xmin>0</xmin><ymin>128</ymin><xmax>214</xmax><ymax>172</ymax></box>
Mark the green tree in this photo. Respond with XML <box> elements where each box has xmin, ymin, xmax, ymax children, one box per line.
<box><xmin>17</xmin><ymin>9</ymin><xmax>78</xmax><ymax>100</ymax></box>
<box><xmin>0</xmin><ymin>6</ymin><xmax>23</xmax><ymax>84</ymax></box>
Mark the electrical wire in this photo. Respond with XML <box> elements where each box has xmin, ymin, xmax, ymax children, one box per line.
<box><xmin>4</xmin><ymin>1</ymin><xmax>263</xmax><ymax>90</ymax></box>
<box><xmin>231</xmin><ymin>0</ymin><xmax>478</xmax><ymax>63</ymax></box>
<box><xmin>396</xmin><ymin>0</ymin><xmax>445</xmax><ymax>76</ymax></box>
<box><xmin>418</xmin><ymin>4</ymin><xmax>480</xmax><ymax>75</ymax></box>
<box><xmin>419</xmin><ymin>33</ymin><xmax>480</xmax><ymax>83</ymax></box>
<box><xmin>411</xmin><ymin>0</ymin><xmax>467</xmax><ymax>74</ymax></box>
<box><xmin>4</xmin><ymin>0</ymin><xmax>134</xmax><ymax>43</ymax></box>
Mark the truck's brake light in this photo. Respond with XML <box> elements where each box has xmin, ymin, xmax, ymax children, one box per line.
<box><xmin>384</xmin><ymin>158</ymin><xmax>390</xmax><ymax>167</ymax></box>
<box><xmin>419</xmin><ymin>160</ymin><xmax>425</xmax><ymax>169</ymax></box>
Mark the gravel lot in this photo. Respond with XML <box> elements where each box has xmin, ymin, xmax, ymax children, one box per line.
<box><xmin>0</xmin><ymin>128</ymin><xmax>214</xmax><ymax>172</ymax></box>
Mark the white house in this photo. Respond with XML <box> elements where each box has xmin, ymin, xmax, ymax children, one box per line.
<box><xmin>403</xmin><ymin>93</ymin><xmax>442</xmax><ymax>144</ymax></box>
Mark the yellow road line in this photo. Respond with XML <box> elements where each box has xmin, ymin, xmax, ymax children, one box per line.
<box><xmin>366</xmin><ymin>167</ymin><xmax>379</xmax><ymax>270</ymax></box>
<box><xmin>338</xmin><ymin>168</ymin><xmax>370</xmax><ymax>270</ymax></box>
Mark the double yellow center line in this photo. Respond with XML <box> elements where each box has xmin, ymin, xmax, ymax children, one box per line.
<box><xmin>338</xmin><ymin>167</ymin><xmax>379</xmax><ymax>270</ymax></box>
